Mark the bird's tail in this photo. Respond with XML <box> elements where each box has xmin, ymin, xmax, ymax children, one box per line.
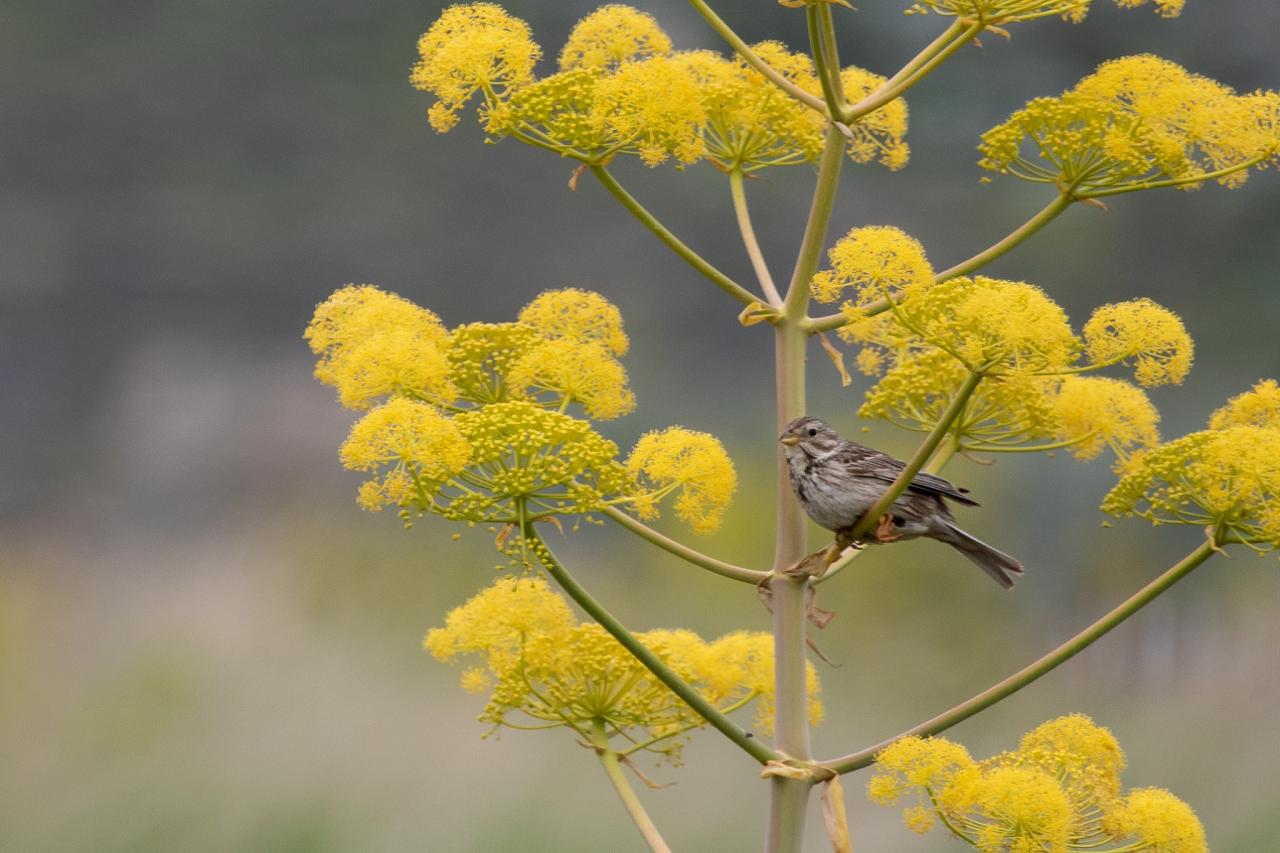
<box><xmin>937</xmin><ymin>521</ymin><xmax>1024</xmax><ymax>589</ymax></box>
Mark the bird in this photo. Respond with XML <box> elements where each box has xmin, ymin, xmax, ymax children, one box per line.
<box><xmin>779</xmin><ymin>415</ymin><xmax>1024</xmax><ymax>589</ymax></box>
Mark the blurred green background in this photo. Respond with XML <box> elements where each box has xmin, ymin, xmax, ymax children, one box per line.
<box><xmin>3</xmin><ymin>1</ymin><xmax>1279</xmax><ymax>850</ymax></box>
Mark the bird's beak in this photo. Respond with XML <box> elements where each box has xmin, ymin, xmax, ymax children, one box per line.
<box><xmin>780</xmin><ymin>435</ymin><xmax>801</xmax><ymax>447</ymax></box>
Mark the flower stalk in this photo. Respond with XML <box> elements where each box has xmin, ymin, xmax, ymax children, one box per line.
<box><xmin>820</xmin><ymin>535</ymin><xmax>1221</xmax><ymax>775</ymax></box>
<box><xmin>529</xmin><ymin>524</ymin><xmax>781</xmax><ymax>765</ymax></box>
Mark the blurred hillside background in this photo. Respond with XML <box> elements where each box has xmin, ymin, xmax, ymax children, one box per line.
<box><xmin>3</xmin><ymin>1</ymin><xmax>1279</xmax><ymax>850</ymax></box>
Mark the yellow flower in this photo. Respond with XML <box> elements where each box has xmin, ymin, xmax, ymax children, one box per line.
<box><xmin>870</xmin><ymin>737</ymin><xmax>977</xmax><ymax>801</ymax></box>
<box><xmin>517</xmin><ymin>288</ymin><xmax>630</xmax><ymax>356</ymax></box>
<box><xmin>506</xmin><ymin>338</ymin><xmax>636</xmax><ymax>420</ymax></box>
<box><xmin>836</xmin><ymin>66</ymin><xmax>910</xmax><ymax>170</ymax></box>
<box><xmin>859</xmin><ymin>350</ymin><xmax>1058</xmax><ymax>445</ymax></box>
<box><xmin>591</xmin><ymin>55</ymin><xmax>707</xmax><ymax>166</ymax></box>
<box><xmin>969</xmin><ymin>766</ymin><xmax>1073</xmax><ymax>853</ymax></box>
<box><xmin>306</xmin><ymin>284</ymin><xmax>454</xmax><ymax>409</ymax></box>
<box><xmin>558</xmin><ymin>4</ymin><xmax>672</xmax><ymax>72</ymax></box>
<box><xmin>1104</xmin><ymin>424</ymin><xmax>1280</xmax><ymax>548</ymax></box>
<box><xmin>627</xmin><ymin>428</ymin><xmax>737</xmax><ymax>533</ymax></box>
<box><xmin>1208</xmin><ymin>379</ymin><xmax>1280</xmax><ymax>430</ymax></box>
<box><xmin>675</xmin><ymin>43</ymin><xmax>826</xmax><ymax>172</ymax></box>
<box><xmin>1101</xmin><ymin>788</ymin><xmax>1207</xmax><ymax>853</ymax></box>
<box><xmin>981</xmin><ymin>55</ymin><xmax>1277</xmax><ymax>195</ymax></box>
<box><xmin>1010</xmin><ymin>714</ymin><xmax>1126</xmax><ymax>808</ymax></box>
<box><xmin>449</xmin><ymin>400</ymin><xmax>632</xmax><ymax>524</ymax></box>
<box><xmin>1083</xmin><ymin>298</ymin><xmax>1193</xmax><ymax>386</ymax></box>
<box><xmin>447</xmin><ymin>322</ymin><xmax>542</xmax><ymax>405</ymax></box>
<box><xmin>410</xmin><ymin>3</ymin><xmax>541</xmax><ymax>133</ymax></box>
<box><xmin>811</xmin><ymin>226</ymin><xmax>933</xmax><ymax>307</ymax></box>
<box><xmin>487</xmin><ymin>67</ymin><xmax>606</xmax><ymax>154</ymax></box>
<box><xmin>427</xmin><ymin>577</ymin><xmax>817</xmax><ymax>759</ymax></box>
<box><xmin>1050</xmin><ymin>376</ymin><xmax>1160</xmax><ymax>460</ymax></box>
<box><xmin>339</xmin><ymin>398</ymin><xmax>472</xmax><ymax>511</ymax></box>
<box><xmin>894</xmin><ymin>276</ymin><xmax>1081</xmax><ymax>374</ymax></box>
<box><xmin>871</xmin><ymin>715</ymin><xmax>1201</xmax><ymax>852</ymax></box>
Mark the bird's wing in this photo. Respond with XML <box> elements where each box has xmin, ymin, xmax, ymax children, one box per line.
<box><xmin>834</xmin><ymin>446</ymin><xmax>980</xmax><ymax>507</ymax></box>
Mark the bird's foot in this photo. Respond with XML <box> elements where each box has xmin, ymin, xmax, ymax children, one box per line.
<box><xmin>871</xmin><ymin>513</ymin><xmax>901</xmax><ymax>543</ymax></box>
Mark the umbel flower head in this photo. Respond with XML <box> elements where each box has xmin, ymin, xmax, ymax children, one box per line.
<box><xmin>425</xmin><ymin>576</ymin><xmax>822</xmax><ymax>761</ymax></box>
<box><xmin>981</xmin><ymin>55</ymin><xmax>1279</xmax><ymax>197</ymax></box>
<box><xmin>868</xmin><ymin>714</ymin><xmax>1207</xmax><ymax>852</ymax></box>
<box><xmin>673</xmin><ymin>43</ymin><xmax>826</xmax><ymax>172</ymax></box>
<box><xmin>419</xmin><ymin>3</ymin><xmax>911</xmax><ymax>172</ymax></box>
<box><xmin>305</xmin><ymin>284</ymin><xmax>455</xmax><ymax>410</ymax></box>
<box><xmin>858</xmin><ymin>351</ymin><xmax>1160</xmax><ymax>460</ymax></box>
<box><xmin>1103</xmin><ymin>380</ymin><xmax>1280</xmax><ymax>552</ymax></box>
<box><xmin>410</xmin><ymin>3</ymin><xmax>541</xmax><ymax>132</ymax></box>
<box><xmin>307</xmin><ymin>285</ymin><xmax>738</xmax><ymax>537</ymax></box>
<box><xmin>905</xmin><ymin>0</ymin><xmax>1183</xmax><ymax>26</ymax></box>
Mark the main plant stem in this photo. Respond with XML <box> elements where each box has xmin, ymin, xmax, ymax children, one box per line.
<box><xmin>766</xmin><ymin>123</ymin><xmax>846</xmax><ymax>853</ymax></box>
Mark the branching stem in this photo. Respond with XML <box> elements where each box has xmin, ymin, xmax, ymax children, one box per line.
<box><xmin>529</xmin><ymin>526</ymin><xmax>780</xmax><ymax>765</ymax></box>
<box><xmin>590</xmin><ymin>166</ymin><xmax>760</xmax><ymax>308</ymax></box>
<box><xmin>819</xmin><ymin>537</ymin><xmax>1221</xmax><ymax>775</ymax></box>
<box><xmin>601</xmin><ymin>505</ymin><xmax>768</xmax><ymax>584</ymax></box>
<box><xmin>730</xmin><ymin>169</ymin><xmax>783</xmax><ymax>306</ymax></box>
<box><xmin>847</xmin><ymin>370</ymin><xmax>984</xmax><ymax>541</ymax></box>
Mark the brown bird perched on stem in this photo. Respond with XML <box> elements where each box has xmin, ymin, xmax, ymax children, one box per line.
<box><xmin>779</xmin><ymin>416</ymin><xmax>1024</xmax><ymax>588</ymax></box>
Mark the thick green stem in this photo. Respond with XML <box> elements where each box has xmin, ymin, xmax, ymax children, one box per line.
<box><xmin>730</xmin><ymin>170</ymin><xmax>783</xmax><ymax>307</ymax></box>
<box><xmin>594</xmin><ymin>726</ymin><xmax>673</xmax><ymax>853</ymax></box>
<box><xmin>807</xmin><ymin>6</ymin><xmax>847</xmax><ymax>119</ymax></box>
<box><xmin>687</xmin><ymin>0</ymin><xmax>828</xmax><ymax>115</ymax></box>
<box><xmin>590</xmin><ymin>166</ymin><xmax>760</xmax><ymax>307</ymax></box>
<box><xmin>784</xmin><ymin>127</ymin><xmax>845</xmax><ymax>319</ymax></box>
<box><xmin>529</xmin><ymin>527</ymin><xmax>779</xmax><ymax>765</ymax></box>
<box><xmin>766</xmin><ymin>123</ymin><xmax>847</xmax><ymax>853</ymax></box>
<box><xmin>601</xmin><ymin>505</ymin><xmax>767</xmax><ymax>584</ymax></box>
<box><xmin>848</xmin><ymin>370</ymin><xmax>984</xmax><ymax>541</ymax></box>
<box><xmin>934</xmin><ymin>193</ymin><xmax>1074</xmax><ymax>282</ymax></box>
<box><xmin>819</xmin><ymin>537</ymin><xmax>1220</xmax><ymax>775</ymax></box>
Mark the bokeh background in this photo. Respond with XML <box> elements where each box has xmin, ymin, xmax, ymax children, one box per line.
<box><xmin>3</xmin><ymin>1</ymin><xmax>1279</xmax><ymax>850</ymax></box>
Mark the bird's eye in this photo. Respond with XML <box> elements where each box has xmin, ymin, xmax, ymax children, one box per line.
<box><xmin>807</xmin><ymin>428</ymin><xmax>817</xmax><ymax>437</ymax></box>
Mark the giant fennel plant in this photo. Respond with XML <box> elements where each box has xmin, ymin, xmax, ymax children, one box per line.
<box><xmin>305</xmin><ymin>2</ymin><xmax>1279</xmax><ymax>850</ymax></box>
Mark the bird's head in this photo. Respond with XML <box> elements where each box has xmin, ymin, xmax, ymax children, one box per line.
<box><xmin>779</xmin><ymin>416</ymin><xmax>841</xmax><ymax>456</ymax></box>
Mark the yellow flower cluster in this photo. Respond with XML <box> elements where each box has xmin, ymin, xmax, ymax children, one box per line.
<box><xmin>845</xmin><ymin>271</ymin><xmax>1191</xmax><ymax>386</ymax></box>
<box><xmin>627</xmin><ymin>428</ymin><xmax>739</xmax><ymax>535</ymax></box>
<box><xmin>859</xmin><ymin>352</ymin><xmax>1160</xmax><ymax>460</ymax></box>
<box><xmin>674</xmin><ymin>44</ymin><xmax>826</xmax><ymax>172</ymax></box>
<box><xmin>1103</xmin><ymin>380</ymin><xmax>1280</xmax><ymax>550</ymax></box>
<box><xmin>906</xmin><ymin>0</ymin><xmax>1181</xmax><ymax>25</ymax></box>
<box><xmin>305</xmin><ymin>284</ymin><xmax>454</xmax><ymax>409</ymax></box>
<box><xmin>307</xmin><ymin>285</ymin><xmax>736</xmax><ymax>535</ymax></box>
<box><xmin>410</xmin><ymin>3</ymin><xmax>541</xmax><ymax>133</ymax></box>
<box><xmin>811</xmin><ymin>226</ymin><xmax>932</xmax><ymax>308</ymax></box>
<box><xmin>416</xmin><ymin>3</ymin><xmax>909</xmax><ymax>172</ymax></box>
<box><xmin>425</xmin><ymin>577</ymin><xmax>821</xmax><ymax>757</ymax></box>
<box><xmin>981</xmin><ymin>55</ymin><xmax>1279</xmax><ymax>196</ymax></box>
<box><xmin>815</xmin><ymin>229</ymin><xmax>1185</xmax><ymax>459</ymax></box>
<box><xmin>869</xmin><ymin>714</ymin><xmax>1206</xmax><ymax>852</ymax></box>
